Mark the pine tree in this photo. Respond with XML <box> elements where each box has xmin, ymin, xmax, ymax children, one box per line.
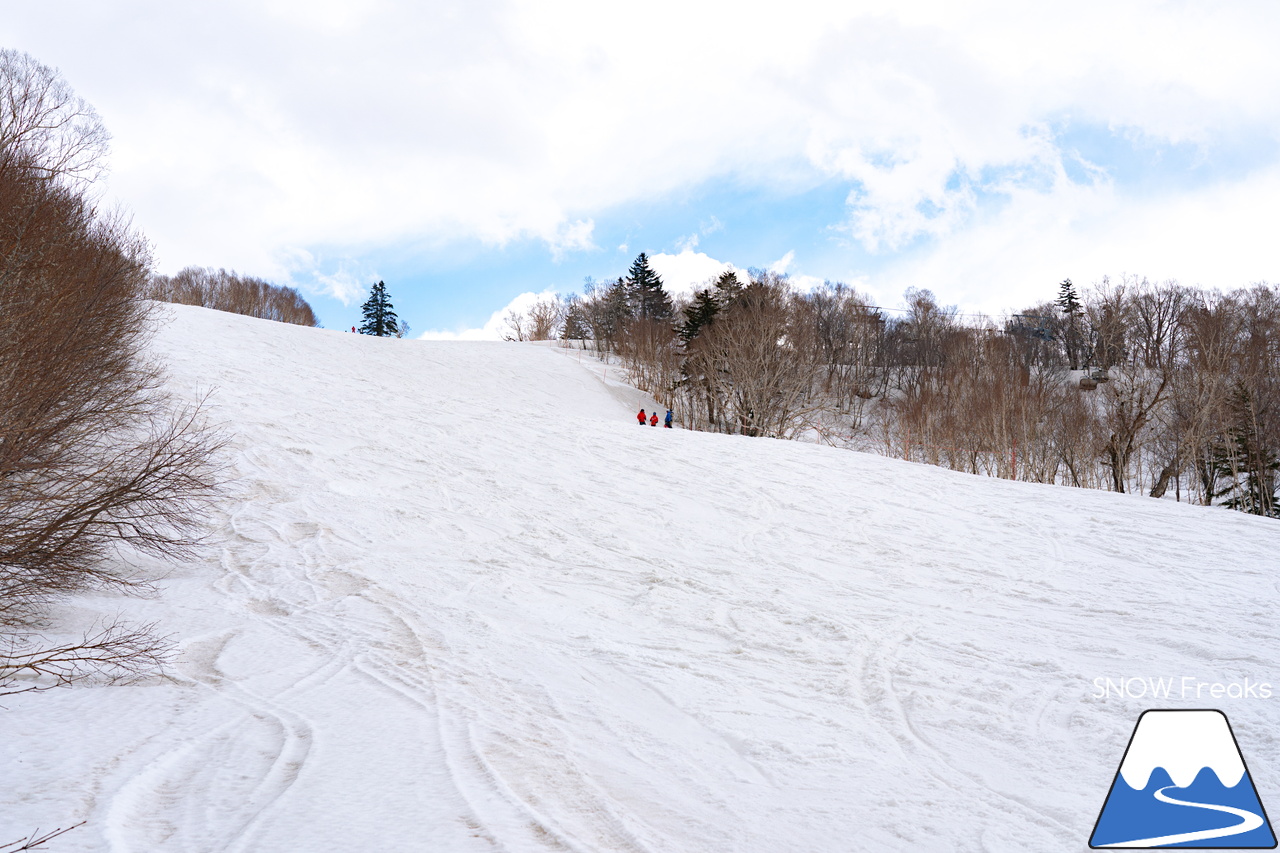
<box><xmin>712</xmin><ymin>268</ymin><xmax>743</xmax><ymax>304</ymax></box>
<box><xmin>626</xmin><ymin>253</ymin><xmax>673</xmax><ymax>322</ymax></box>
<box><xmin>1056</xmin><ymin>278</ymin><xmax>1081</xmax><ymax>316</ymax></box>
<box><xmin>1056</xmin><ymin>278</ymin><xmax>1083</xmax><ymax>370</ymax></box>
<box><xmin>680</xmin><ymin>288</ymin><xmax>720</xmax><ymax>342</ymax></box>
<box><xmin>359</xmin><ymin>280</ymin><xmax>400</xmax><ymax>337</ymax></box>
<box><xmin>600</xmin><ymin>277</ymin><xmax>630</xmax><ymax>338</ymax></box>
<box><xmin>562</xmin><ymin>297</ymin><xmax>590</xmax><ymax>341</ymax></box>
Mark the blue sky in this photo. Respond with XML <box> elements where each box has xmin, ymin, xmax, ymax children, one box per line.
<box><xmin>302</xmin><ymin>176</ymin><xmax>860</xmax><ymax>333</ymax></box>
<box><xmin>4</xmin><ymin>1</ymin><xmax>1279</xmax><ymax>336</ymax></box>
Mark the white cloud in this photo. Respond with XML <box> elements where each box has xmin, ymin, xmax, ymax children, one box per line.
<box><xmin>675</xmin><ymin>233</ymin><xmax>699</xmax><ymax>252</ymax></box>
<box><xmin>769</xmin><ymin>250</ymin><xmax>796</xmax><ymax>274</ymax></box>
<box><xmin>5</xmin><ymin>0</ymin><xmax>1278</xmax><ymax>303</ymax></box>
<box><xmin>788</xmin><ymin>273</ymin><xmax>828</xmax><ymax>292</ymax></box>
<box><xmin>648</xmin><ymin>250</ymin><xmax>743</xmax><ymax>298</ymax></box>
<box><xmin>546</xmin><ymin>218</ymin><xmax>596</xmax><ymax>261</ymax></box>
<box><xmin>311</xmin><ymin>269</ymin><xmax>373</xmax><ymax>306</ymax></box>
<box><xmin>874</xmin><ymin>162</ymin><xmax>1280</xmax><ymax>314</ymax></box>
<box><xmin>277</xmin><ymin>248</ymin><xmax>379</xmax><ymax>305</ymax></box>
<box><xmin>649</xmin><ymin>248</ymin><xmax>830</xmax><ymax>298</ymax></box>
<box><xmin>419</xmin><ymin>289</ymin><xmax>560</xmax><ymax>341</ymax></box>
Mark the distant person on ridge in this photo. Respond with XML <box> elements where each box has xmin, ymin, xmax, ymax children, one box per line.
<box><xmin>637</xmin><ymin>408</ymin><xmax>646</xmax><ymax>425</ymax></box>
<box><xmin>664</xmin><ymin>410</ymin><xmax>673</xmax><ymax>428</ymax></box>
<box><xmin>650</xmin><ymin>412</ymin><xmax>658</xmax><ymax>427</ymax></box>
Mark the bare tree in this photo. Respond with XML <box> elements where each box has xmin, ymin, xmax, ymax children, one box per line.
<box><xmin>677</xmin><ymin>272</ymin><xmax>822</xmax><ymax>438</ymax></box>
<box><xmin>527</xmin><ymin>296</ymin><xmax>564</xmax><ymax>341</ymax></box>
<box><xmin>795</xmin><ymin>282</ymin><xmax>885</xmax><ymax>422</ymax></box>
<box><xmin>1075</xmin><ymin>279</ymin><xmax>1169</xmax><ymax>493</ymax></box>
<box><xmin>502</xmin><ymin>308</ymin><xmax>529</xmax><ymax>342</ymax></box>
<box><xmin>1</xmin><ymin>61</ymin><xmax>223</xmax><ymax>693</ymax></box>
<box><xmin>576</xmin><ymin>278</ymin><xmax>629</xmax><ymax>356</ymax></box>
<box><xmin>0</xmin><ymin>49</ymin><xmax>109</xmax><ymax>187</ymax></box>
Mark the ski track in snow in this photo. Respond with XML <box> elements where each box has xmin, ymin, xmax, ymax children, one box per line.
<box><xmin>2</xmin><ymin>305</ymin><xmax>1280</xmax><ymax>852</ymax></box>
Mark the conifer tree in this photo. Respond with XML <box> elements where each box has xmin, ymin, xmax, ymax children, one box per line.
<box><xmin>359</xmin><ymin>280</ymin><xmax>400</xmax><ymax>337</ymax></box>
<box><xmin>1056</xmin><ymin>278</ymin><xmax>1083</xmax><ymax>369</ymax></box>
<box><xmin>562</xmin><ymin>296</ymin><xmax>590</xmax><ymax>341</ymax></box>
<box><xmin>603</xmin><ymin>277</ymin><xmax>631</xmax><ymax>334</ymax></box>
<box><xmin>712</xmin><ymin>268</ymin><xmax>743</xmax><ymax>303</ymax></box>
<box><xmin>1056</xmin><ymin>278</ymin><xmax>1081</xmax><ymax>315</ymax></box>
<box><xmin>626</xmin><ymin>253</ymin><xmax>673</xmax><ymax>322</ymax></box>
<box><xmin>680</xmin><ymin>288</ymin><xmax>720</xmax><ymax>342</ymax></box>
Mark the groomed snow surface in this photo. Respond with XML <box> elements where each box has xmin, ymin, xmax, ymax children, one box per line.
<box><xmin>3</xmin><ymin>304</ymin><xmax>1279</xmax><ymax>852</ymax></box>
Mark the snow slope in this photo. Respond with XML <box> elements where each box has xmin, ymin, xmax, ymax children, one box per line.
<box><xmin>3</xmin><ymin>304</ymin><xmax>1279</xmax><ymax>852</ymax></box>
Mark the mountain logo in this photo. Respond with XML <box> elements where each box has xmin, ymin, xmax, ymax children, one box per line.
<box><xmin>1090</xmin><ymin>709</ymin><xmax>1276</xmax><ymax>848</ymax></box>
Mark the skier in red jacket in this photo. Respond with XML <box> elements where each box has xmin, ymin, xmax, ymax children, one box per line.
<box><xmin>649</xmin><ymin>412</ymin><xmax>659</xmax><ymax>426</ymax></box>
<box><xmin>637</xmin><ymin>408</ymin><xmax>646</xmax><ymax>425</ymax></box>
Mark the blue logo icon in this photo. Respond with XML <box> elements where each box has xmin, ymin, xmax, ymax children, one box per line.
<box><xmin>1091</xmin><ymin>709</ymin><xmax>1276</xmax><ymax>848</ymax></box>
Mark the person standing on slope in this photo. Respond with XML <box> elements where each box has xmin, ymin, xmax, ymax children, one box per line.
<box><xmin>649</xmin><ymin>412</ymin><xmax>659</xmax><ymax>426</ymax></box>
<box><xmin>664</xmin><ymin>409</ymin><xmax>673</xmax><ymax>428</ymax></box>
<box><xmin>637</xmin><ymin>408</ymin><xmax>647</xmax><ymax>425</ymax></box>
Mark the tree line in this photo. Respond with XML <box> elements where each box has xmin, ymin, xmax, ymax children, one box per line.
<box><xmin>507</xmin><ymin>254</ymin><xmax>1279</xmax><ymax>518</ymax></box>
<box><xmin>145</xmin><ymin>266</ymin><xmax>320</xmax><ymax>327</ymax></box>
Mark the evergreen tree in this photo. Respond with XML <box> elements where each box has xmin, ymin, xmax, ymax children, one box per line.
<box><xmin>1056</xmin><ymin>278</ymin><xmax>1083</xmax><ymax>370</ymax></box>
<box><xmin>562</xmin><ymin>296</ymin><xmax>590</xmax><ymax>341</ymax></box>
<box><xmin>359</xmin><ymin>280</ymin><xmax>400</xmax><ymax>337</ymax></box>
<box><xmin>603</xmin><ymin>277</ymin><xmax>631</xmax><ymax>334</ymax></box>
<box><xmin>712</xmin><ymin>268</ymin><xmax>743</xmax><ymax>304</ymax></box>
<box><xmin>680</xmin><ymin>288</ymin><xmax>720</xmax><ymax>342</ymax></box>
<box><xmin>1056</xmin><ymin>278</ymin><xmax>1081</xmax><ymax>315</ymax></box>
<box><xmin>626</xmin><ymin>253</ymin><xmax>673</xmax><ymax>322</ymax></box>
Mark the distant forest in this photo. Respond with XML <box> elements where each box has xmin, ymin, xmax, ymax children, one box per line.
<box><xmin>506</xmin><ymin>253</ymin><xmax>1280</xmax><ymax>518</ymax></box>
<box><xmin>145</xmin><ymin>266</ymin><xmax>319</xmax><ymax>327</ymax></box>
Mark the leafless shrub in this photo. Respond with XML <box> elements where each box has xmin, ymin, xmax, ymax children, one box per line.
<box><xmin>502</xmin><ymin>308</ymin><xmax>529</xmax><ymax>341</ymax></box>
<box><xmin>0</xmin><ymin>130</ymin><xmax>222</xmax><ymax>689</ymax></box>
<box><xmin>145</xmin><ymin>266</ymin><xmax>319</xmax><ymax>326</ymax></box>
<box><xmin>0</xmin><ymin>621</ymin><xmax>168</xmax><ymax>696</ymax></box>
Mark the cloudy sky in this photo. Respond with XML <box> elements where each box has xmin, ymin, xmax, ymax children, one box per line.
<box><xmin>4</xmin><ymin>1</ymin><xmax>1278</xmax><ymax>335</ymax></box>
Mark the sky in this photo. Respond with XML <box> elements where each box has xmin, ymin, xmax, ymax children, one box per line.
<box><xmin>3</xmin><ymin>1</ymin><xmax>1279</xmax><ymax>336</ymax></box>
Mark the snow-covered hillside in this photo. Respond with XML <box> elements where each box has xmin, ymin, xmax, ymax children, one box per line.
<box><xmin>3</xmin><ymin>305</ymin><xmax>1278</xmax><ymax>852</ymax></box>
